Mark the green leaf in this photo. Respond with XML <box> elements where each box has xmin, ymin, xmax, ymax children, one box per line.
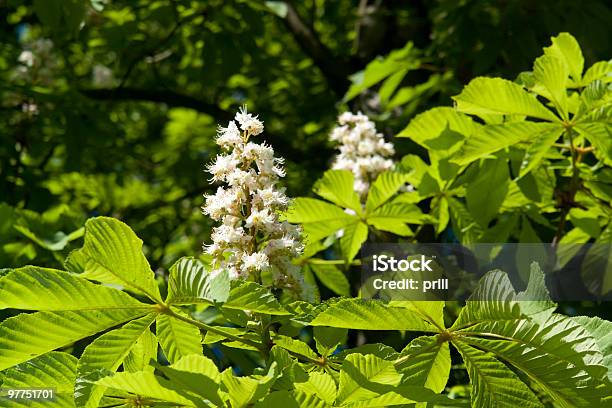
<box><xmin>367</xmin><ymin>202</ymin><xmax>423</xmax><ymax>236</ymax></box>
<box><xmin>294</xmin><ymin>371</ymin><xmax>337</xmax><ymax>404</ymax></box>
<box><xmin>221</xmin><ymin>363</ymin><xmax>277</xmax><ymax>408</ymax></box>
<box><xmin>576</xmin><ymin>123</ymin><xmax>612</xmax><ymax>167</ymax></box>
<box><xmin>339</xmin><ymin>221</ymin><xmax>368</xmax><ymax>263</ymax></box>
<box><xmin>396</xmin><ymin>335</ymin><xmax>451</xmax><ymax>393</ymax></box>
<box><xmin>0</xmin><ymin>266</ymin><xmax>148</xmax><ymax>311</ymax></box>
<box><xmin>466</xmin><ymin>159</ymin><xmax>509</xmax><ymax>227</ymax></box>
<box><xmin>344</xmin><ymin>43</ymin><xmax>418</xmax><ymax>102</ymax></box>
<box><xmin>365</xmin><ymin>171</ymin><xmax>410</xmax><ymax>212</ymax></box>
<box><xmin>273</xmin><ymin>335</ymin><xmax>319</xmax><ymax>361</ymax></box>
<box><xmin>0</xmin><ymin>309</ymin><xmax>148</xmax><ymax>371</ymax></box>
<box><xmin>397</xmin><ymin>107</ymin><xmax>473</xmax><ymax>160</ymax></box>
<box><xmin>309</xmin><ymin>263</ymin><xmax>350</xmax><ymax>296</ymax></box>
<box><xmin>65</xmin><ymin>217</ymin><xmax>162</xmax><ymax>303</ymax></box>
<box><xmin>285</xmin><ymin>198</ymin><xmax>356</xmax><ymax>242</ymax></box>
<box><xmin>336</xmin><ymin>353</ymin><xmax>401</xmax><ymax>405</ymax></box>
<box><xmin>544</xmin><ymin>32</ymin><xmax>584</xmax><ymax>83</ymax></box>
<box><xmin>453</xmin><ymin>77</ymin><xmax>560</xmax><ymax>121</ymax></box>
<box><xmin>224</xmin><ymin>280</ymin><xmax>290</xmax><ymax>315</ymax></box>
<box><xmin>388</xmin><ymin>300</ymin><xmax>446</xmax><ymax>329</ymax></box>
<box><xmin>572</xmin><ymin>315</ymin><xmax>612</xmax><ymax>382</ymax></box>
<box><xmin>581</xmin><ymin>222</ymin><xmax>612</xmax><ymax>297</ymax></box>
<box><xmin>313</xmin><ymin>326</ymin><xmax>347</xmax><ymax>356</ymax></box>
<box><xmin>156</xmin><ymin>355</ymin><xmax>223</xmax><ymax>407</ymax></box>
<box><xmin>452</xmin><ymin>270</ymin><xmax>523</xmax><ymax>329</ymax></box>
<box><xmin>166</xmin><ymin>257</ymin><xmax>229</xmax><ymax>305</ymax></box>
<box><xmin>458</xmin><ymin>314</ymin><xmax>607</xmax><ymax>407</ymax></box>
<box><xmin>310</xmin><ymin>299</ymin><xmax>438</xmax><ymax>332</ymax></box>
<box><xmin>96</xmin><ymin>370</ymin><xmax>195</xmax><ymax>406</ymax></box>
<box><xmin>75</xmin><ymin>313</ymin><xmax>157</xmax><ymax>408</ymax></box>
<box><xmin>156</xmin><ymin>312</ymin><xmax>203</xmax><ymax>364</ymax></box>
<box><xmin>0</xmin><ymin>352</ymin><xmax>77</xmax><ymax>408</ymax></box>
<box><xmin>518</xmin><ymin>127</ymin><xmax>563</xmax><ymax>177</ymax></box>
<box><xmin>448</xmin><ymin>197</ymin><xmax>483</xmax><ymax>244</ymax></box>
<box><xmin>453</xmin><ymin>341</ymin><xmax>542</xmax><ymax>408</ymax></box>
<box><xmin>581</xmin><ymin>61</ymin><xmax>612</xmax><ymax>86</ymax></box>
<box><xmin>452</xmin><ymin>122</ymin><xmax>560</xmax><ymax>166</ymax></box>
<box><xmin>123</xmin><ymin>330</ymin><xmax>157</xmax><ymax>373</ymax></box>
<box><xmin>313</xmin><ymin>170</ymin><xmax>362</xmax><ymax>213</ymax></box>
<box><xmin>533</xmin><ymin>55</ymin><xmax>569</xmax><ymax>117</ymax></box>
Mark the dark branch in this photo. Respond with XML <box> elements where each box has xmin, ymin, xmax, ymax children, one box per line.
<box><xmin>281</xmin><ymin>2</ymin><xmax>352</xmax><ymax>96</ymax></box>
<box><xmin>80</xmin><ymin>87</ymin><xmax>233</xmax><ymax>122</ymax></box>
<box><xmin>80</xmin><ymin>87</ymin><xmax>331</xmax><ymax>165</ymax></box>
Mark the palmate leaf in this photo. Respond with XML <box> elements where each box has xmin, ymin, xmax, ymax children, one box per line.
<box><xmin>452</xmin><ymin>122</ymin><xmax>560</xmax><ymax>166</ymax></box>
<box><xmin>166</xmin><ymin>257</ymin><xmax>230</xmax><ymax>305</ymax></box>
<box><xmin>365</xmin><ymin>171</ymin><xmax>410</xmax><ymax>212</ymax></box>
<box><xmin>0</xmin><ymin>309</ymin><xmax>148</xmax><ymax>371</ymax></box>
<box><xmin>156</xmin><ymin>311</ymin><xmax>203</xmax><ymax>364</ymax></box>
<box><xmin>310</xmin><ymin>298</ymin><xmax>439</xmax><ymax>332</ymax></box>
<box><xmin>313</xmin><ymin>170</ymin><xmax>362</xmax><ymax>213</ymax></box>
<box><xmin>336</xmin><ymin>353</ymin><xmax>463</xmax><ymax>407</ymax></box>
<box><xmin>0</xmin><ymin>265</ymin><xmax>154</xmax><ymax>371</ymax></box>
<box><xmin>457</xmin><ymin>315</ymin><xmax>608</xmax><ymax>407</ymax></box>
<box><xmin>453</xmin><ymin>341</ymin><xmax>542</xmax><ymax>408</ymax></box>
<box><xmin>449</xmin><ymin>264</ymin><xmax>607</xmax><ymax>407</ymax></box>
<box><xmin>0</xmin><ymin>352</ymin><xmax>77</xmax><ymax>408</ymax></box>
<box><xmin>285</xmin><ymin>198</ymin><xmax>356</xmax><ymax>242</ymax></box>
<box><xmin>453</xmin><ymin>77</ymin><xmax>560</xmax><ymax>122</ymax></box>
<box><xmin>75</xmin><ymin>313</ymin><xmax>157</xmax><ymax>408</ymax></box>
<box><xmin>395</xmin><ymin>335</ymin><xmax>451</xmax><ymax>393</ymax></box>
<box><xmin>64</xmin><ymin>217</ymin><xmax>162</xmax><ymax>303</ymax></box>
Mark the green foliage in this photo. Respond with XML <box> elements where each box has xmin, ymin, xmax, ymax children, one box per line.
<box><xmin>1</xmin><ymin>4</ymin><xmax>611</xmax><ymax>405</ymax></box>
<box><xmin>0</xmin><ymin>216</ymin><xmax>609</xmax><ymax>406</ymax></box>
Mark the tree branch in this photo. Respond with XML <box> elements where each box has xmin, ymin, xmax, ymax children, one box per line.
<box><xmin>80</xmin><ymin>87</ymin><xmax>233</xmax><ymax>122</ymax></box>
<box><xmin>79</xmin><ymin>87</ymin><xmax>332</xmax><ymax>164</ymax></box>
<box><xmin>281</xmin><ymin>2</ymin><xmax>352</xmax><ymax>96</ymax></box>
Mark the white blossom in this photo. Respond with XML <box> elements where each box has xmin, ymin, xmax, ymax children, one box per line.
<box><xmin>92</xmin><ymin>64</ymin><xmax>115</xmax><ymax>88</ymax></box>
<box><xmin>202</xmin><ymin>107</ymin><xmax>312</xmax><ymax>300</ymax></box>
<box><xmin>329</xmin><ymin>111</ymin><xmax>395</xmax><ymax>198</ymax></box>
<box><xmin>235</xmin><ymin>105</ymin><xmax>264</xmax><ymax>136</ymax></box>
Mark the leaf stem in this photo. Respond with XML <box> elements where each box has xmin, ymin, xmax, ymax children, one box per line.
<box><xmin>163</xmin><ymin>306</ymin><xmax>265</xmax><ymax>352</ymax></box>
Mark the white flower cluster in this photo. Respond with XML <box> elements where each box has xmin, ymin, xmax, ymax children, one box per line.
<box><xmin>203</xmin><ymin>107</ymin><xmax>310</xmax><ymax>300</ymax></box>
<box><xmin>330</xmin><ymin>111</ymin><xmax>395</xmax><ymax>198</ymax></box>
<box><xmin>9</xmin><ymin>38</ymin><xmax>58</xmax><ymax>116</ymax></box>
<box><xmin>13</xmin><ymin>38</ymin><xmax>57</xmax><ymax>86</ymax></box>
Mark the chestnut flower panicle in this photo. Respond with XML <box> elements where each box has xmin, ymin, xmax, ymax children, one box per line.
<box><xmin>203</xmin><ymin>107</ymin><xmax>310</xmax><ymax>300</ymax></box>
<box><xmin>329</xmin><ymin>112</ymin><xmax>395</xmax><ymax>198</ymax></box>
